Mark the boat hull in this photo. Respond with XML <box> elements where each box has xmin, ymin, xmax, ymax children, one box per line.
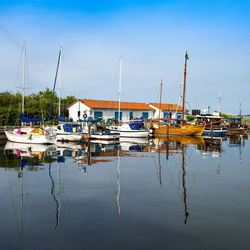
<box><xmin>90</xmin><ymin>132</ymin><xmax>120</xmax><ymax>141</ymax></box>
<box><xmin>5</xmin><ymin>131</ymin><xmax>56</xmax><ymax>144</ymax></box>
<box><xmin>108</xmin><ymin>130</ymin><xmax>149</xmax><ymax>138</ymax></box>
<box><xmin>153</xmin><ymin>124</ymin><xmax>205</xmax><ymax>136</ymax></box>
<box><xmin>202</xmin><ymin>129</ymin><xmax>227</xmax><ymax>137</ymax></box>
<box><xmin>56</xmin><ymin>133</ymin><xmax>83</xmax><ymax>142</ymax></box>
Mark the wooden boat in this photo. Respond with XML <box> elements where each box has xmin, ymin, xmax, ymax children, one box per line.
<box><xmin>152</xmin><ymin>122</ymin><xmax>205</xmax><ymax>136</ymax></box>
<box><xmin>151</xmin><ymin>51</ymin><xmax>205</xmax><ymax>136</ymax></box>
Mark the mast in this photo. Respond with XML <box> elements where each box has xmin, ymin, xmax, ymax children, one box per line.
<box><xmin>159</xmin><ymin>80</ymin><xmax>163</xmax><ymax>120</ymax></box>
<box><xmin>22</xmin><ymin>42</ymin><xmax>26</xmax><ymax>126</ymax></box>
<box><xmin>181</xmin><ymin>51</ymin><xmax>188</xmax><ymax>125</ymax></box>
<box><xmin>118</xmin><ymin>57</ymin><xmax>123</xmax><ymax>125</ymax></box>
<box><xmin>58</xmin><ymin>46</ymin><xmax>63</xmax><ymax>117</ymax></box>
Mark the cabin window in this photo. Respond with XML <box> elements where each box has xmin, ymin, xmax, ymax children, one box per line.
<box><xmin>142</xmin><ymin>112</ymin><xmax>148</xmax><ymax>119</ymax></box>
<box><xmin>57</xmin><ymin>126</ymin><xmax>61</xmax><ymax>130</ymax></box>
<box><xmin>115</xmin><ymin>112</ymin><xmax>122</xmax><ymax>121</ymax></box>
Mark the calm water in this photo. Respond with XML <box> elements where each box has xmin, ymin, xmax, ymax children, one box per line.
<box><xmin>0</xmin><ymin>134</ymin><xmax>250</xmax><ymax>250</ymax></box>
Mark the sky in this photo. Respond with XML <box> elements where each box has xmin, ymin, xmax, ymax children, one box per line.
<box><xmin>0</xmin><ymin>0</ymin><xmax>249</xmax><ymax>114</ymax></box>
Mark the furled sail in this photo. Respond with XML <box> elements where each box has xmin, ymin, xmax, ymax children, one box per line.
<box><xmin>58</xmin><ymin>115</ymin><xmax>67</xmax><ymax>122</ymax></box>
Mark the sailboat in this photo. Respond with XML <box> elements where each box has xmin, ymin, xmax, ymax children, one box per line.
<box><xmin>152</xmin><ymin>51</ymin><xmax>205</xmax><ymax>136</ymax></box>
<box><xmin>50</xmin><ymin>47</ymin><xmax>84</xmax><ymax>142</ymax></box>
<box><xmin>5</xmin><ymin>42</ymin><xmax>57</xmax><ymax>144</ymax></box>
<box><xmin>106</xmin><ymin>57</ymin><xmax>149</xmax><ymax>138</ymax></box>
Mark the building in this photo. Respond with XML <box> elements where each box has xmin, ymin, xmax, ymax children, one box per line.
<box><xmin>67</xmin><ymin>99</ymin><xmax>154</xmax><ymax>122</ymax></box>
<box><xmin>67</xmin><ymin>99</ymin><xmax>188</xmax><ymax>122</ymax></box>
<box><xmin>149</xmin><ymin>103</ymin><xmax>188</xmax><ymax>119</ymax></box>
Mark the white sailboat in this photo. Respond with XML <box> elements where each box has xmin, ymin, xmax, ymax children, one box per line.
<box><xmin>5</xmin><ymin>42</ymin><xmax>56</xmax><ymax>144</ymax></box>
<box><xmin>52</xmin><ymin>47</ymin><xmax>84</xmax><ymax>142</ymax></box>
<box><xmin>106</xmin><ymin>57</ymin><xmax>149</xmax><ymax>138</ymax></box>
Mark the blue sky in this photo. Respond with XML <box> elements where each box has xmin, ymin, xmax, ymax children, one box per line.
<box><xmin>0</xmin><ymin>0</ymin><xmax>250</xmax><ymax>114</ymax></box>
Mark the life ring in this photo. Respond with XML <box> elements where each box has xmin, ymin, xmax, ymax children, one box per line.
<box><xmin>83</xmin><ymin>113</ymin><xmax>87</xmax><ymax>119</ymax></box>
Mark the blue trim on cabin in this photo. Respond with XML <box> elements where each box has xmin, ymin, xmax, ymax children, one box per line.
<box><xmin>62</xmin><ymin>124</ymin><xmax>83</xmax><ymax>133</ymax></box>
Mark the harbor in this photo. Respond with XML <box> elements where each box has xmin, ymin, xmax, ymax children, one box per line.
<box><xmin>1</xmin><ymin>0</ymin><xmax>250</xmax><ymax>249</ymax></box>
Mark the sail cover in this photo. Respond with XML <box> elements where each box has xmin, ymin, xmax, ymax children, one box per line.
<box><xmin>22</xmin><ymin>113</ymin><xmax>45</xmax><ymax>122</ymax></box>
<box><xmin>58</xmin><ymin>115</ymin><xmax>67</xmax><ymax>122</ymax></box>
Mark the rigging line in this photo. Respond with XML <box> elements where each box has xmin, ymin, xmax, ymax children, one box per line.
<box><xmin>166</xmin><ymin>64</ymin><xmax>184</xmax><ymax>102</ymax></box>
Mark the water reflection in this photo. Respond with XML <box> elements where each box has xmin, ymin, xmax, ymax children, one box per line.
<box><xmin>0</xmin><ymin>134</ymin><xmax>249</xmax><ymax>247</ymax></box>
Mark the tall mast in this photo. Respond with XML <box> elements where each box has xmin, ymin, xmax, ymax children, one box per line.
<box><xmin>159</xmin><ymin>80</ymin><xmax>163</xmax><ymax>120</ymax></box>
<box><xmin>22</xmin><ymin>42</ymin><xmax>26</xmax><ymax>125</ymax></box>
<box><xmin>58</xmin><ymin>46</ymin><xmax>63</xmax><ymax>116</ymax></box>
<box><xmin>118</xmin><ymin>57</ymin><xmax>123</xmax><ymax>124</ymax></box>
<box><xmin>181</xmin><ymin>51</ymin><xmax>188</xmax><ymax>125</ymax></box>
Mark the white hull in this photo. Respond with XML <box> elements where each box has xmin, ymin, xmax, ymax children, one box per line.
<box><xmin>108</xmin><ymin>129</ymin><xmax>149</xmax><ymax>138</ymax></box>
<box><xmin>56</xmin><ymin>133</ymin><xmax>83</xmax><ymax>142</ymax></box>
<box><xmin>90</xmin><ymin>133</ymin><xmax>120</xmax><ymax>141</ymax></box>
<box><xmin>5</xmin><ymin>131</ymin><xmax>56</xmax><ymax>144</ymax></box>
<box><xmin>4</xmin><ymin>141</ymin><xmax>57</xmax><ymax>156</ymax></box>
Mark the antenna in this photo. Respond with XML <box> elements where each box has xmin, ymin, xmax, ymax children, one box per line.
<box><xmin>217</xmin><ymin>92</ymin><xmax>221</xmax><ymax>114</ymax></box>
<box><xmin>239</xmin><ymin>100</ymin><xmax>242</xmax><ymax>117</ymax></box>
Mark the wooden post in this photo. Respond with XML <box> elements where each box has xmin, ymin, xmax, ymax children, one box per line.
<box><xmin>87</xmin><ymin>123</ymin><xmax>91</xmax><ymax>165</ymax></box>
<box><xmin>166</xmin><ymin>123</ymin><xmax>169</xmax><ymax>160</ymax></box>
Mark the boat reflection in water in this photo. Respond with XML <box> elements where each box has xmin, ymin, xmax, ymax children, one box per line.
<box><xmin>3</xmin><ymin>141</ymin><xmax>60</xmax><ymax>236</ymax></box>
<box><xmin>4</xmin><ymin>141</ymin><xmax>57</xmax><ymax>160</ymax></box>
<box><xmin>151</xmin><ymin>135</ymin><xmax>205</xmax><ymax>224</ymax></box>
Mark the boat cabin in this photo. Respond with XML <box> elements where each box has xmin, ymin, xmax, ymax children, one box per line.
<box><xmin>56</xmin><ymin>123</ymin><xmax>83</xmax><ymax>133</ymax></box>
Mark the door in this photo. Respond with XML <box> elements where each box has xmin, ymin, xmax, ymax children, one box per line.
<box><xmin>115</xmin><ymin>112</ymin><xmax>122</xmax><ymax>121</ymax></box>
<box><xmin>142</xmin><ymin>112</ymin><xmax>148</xmax><ymax>119</ymax></box>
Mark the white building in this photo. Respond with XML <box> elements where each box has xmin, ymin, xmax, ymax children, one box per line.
<box><xmin>67</xmin><ymin>99</ymin><xmax>188</xmax><ymax>122</ymax></box>
<box><xmin>67</xmin><ymin>99</ymin><xmax>155</xmax><ymax>122</ymax></box>
<box><xmin>149</xmin><ymin>103</ymin><xmax>188</xmax><ymax>119</ymax></box>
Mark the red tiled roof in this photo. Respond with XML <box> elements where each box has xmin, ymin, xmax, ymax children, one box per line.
<box><xmin>149</xmin><ymin>103</ymin><xmax>188</xmax><ymax>111</ymax></box>
<box><xmin>67</xmin><ymin>99</ymin><xmax>154</xmax><ymax>110</ymax></box>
